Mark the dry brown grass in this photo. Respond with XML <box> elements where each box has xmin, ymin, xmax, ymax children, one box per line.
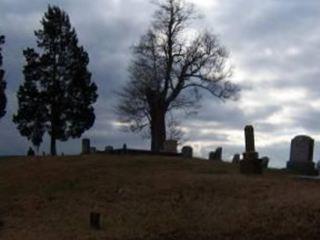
<box><xmin>0</xmin><ymin>154</ymin><xmax>320</xmax><ymax>239</ymax></box>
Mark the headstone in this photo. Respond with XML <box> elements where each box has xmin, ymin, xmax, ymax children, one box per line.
<box><xmin>215</xmin><ymin>147</ymin><xmax>222</xmax><ymax>161</ymax></box>
<box><xmin>209</xmin><ymin>147</ymin><xmax>223</xmax><ymax>161</ymax></box>
<box><xmin>261</xmin><ymin>156</ymin><xmax>269</xmax><ymax>169</ymax></box>
<box><xmin>316</xmin><ymin>161</ymin><xmax>320</xmax><ymax>176</ymax></box>
<box><xmin>90</xmin><ymin>212</ymin><xmax>102</xmax><ymax>230</ymax></box>
<box><xmin>27</xmin><ymin>147</ymin><xmax>35</xmax><ymax>156</ymax></box>
<box><xmin>90</xmin><ymin>147</ymin><xmax>97</xmax><ymax>153</ymax></box>
<box><xmin>240</xmin><ymin>125</ymin><xmax>263</xmax><ymax>174</ymax></box>
<box><xmin>182</xmin><ymin>146</ymin><xmax>193</xmax><ymax>158</ymax></box>
<box><xmin>286</xmin><ymin>135</ymin><xmax>316</xmax><ymax>175</ymax></box>
<box><xmin>105</xmin><ymin>146</ymin><xmax>114</xmax><ymax>153</ymax></box>
<box><xmin>232</xmin><ymin>154</ymin><xmax>241</xmax><ymax>164</ymax></box>
<box><xmin>82</xmin><ymin>139</ymin><xmax>91</xmax><ymax>154</ymax></box>
<box><xmin>122</xmin><ymin>144</ymin><xmax>127</xmax><ymax>154</ymax></box>
<box><xmin>163</xmin><ymin>140</ymin><xmax>178</xmax><ymax>153</ymax></box>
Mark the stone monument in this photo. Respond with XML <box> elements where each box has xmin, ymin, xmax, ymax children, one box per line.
<box><xmin>90</xmin><ymin>147</ymin><xmax>97</xmax><ymax>153</ymax></box>
<box><xmin>182</xmin><ymin>146</ymin><xmax>193</xmax><ymax>158</ymax></box>
<box><xmin>239</xmin><ymin>125</ymin><xmax>263</xmax><ymax>174</ymax></box>
<box><xmin>286</xmin><ymin>135</ymin><xmax>316</xmax><ymax>175</ymax></box>
<box><xmin>232</xmin><ymin>154</ymin><xmax>240</xmax><ymax>164</ymax></box>
<box><xmin>82</xmin><ymin>139</ymin><xmax>91</xmax><ymax>154</ymax></box>
<box><xmin>261</xmin><ymin>156</ymin><xmax>269</xmax><ymax>169</ymax></box>
<box><xmin>209</xmin><ymin>147</ymin><xmax>223</xmax><ymax>161</ymax></box>
<box><xmin>163</xmin><ymin>140</ymin><xmax>178</xmax><ymax>153</ymax></box>
<box><xmin>105</xmin><ymin>146</ymin><xmax>114</xmax><ymax>153</ymax></box>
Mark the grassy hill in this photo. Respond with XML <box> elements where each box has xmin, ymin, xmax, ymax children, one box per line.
<box><xmin>0</xmin><ymin>154</ymin><xmax>320</xmax><ymax>240</ymax></box>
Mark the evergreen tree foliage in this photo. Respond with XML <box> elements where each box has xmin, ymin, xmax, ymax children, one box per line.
<box><xmin>13</xmin><ymin>6</ymin><xmax>98</xmax><ymax>155</ymax></box>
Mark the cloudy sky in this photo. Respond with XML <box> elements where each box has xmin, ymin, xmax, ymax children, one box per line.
<box><xmin>1</xmin><ymin>0</ymin><xmax>320</xmax><ymax>168</ymax></box>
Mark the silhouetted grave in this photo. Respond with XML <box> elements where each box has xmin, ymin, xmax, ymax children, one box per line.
<box><xmin>163</xmin><ymin>140</ymin><xmax>178</xmax><ymax>153</ymax></box>
<box><xmin>261</xmin><ymin>156</ymin><xmax>269</xmax><ymax>169</ymax></box>
<box><xmin>209</xmin><ymin>147</ymin><xmax>223</xmax><ymax>161</ymax></box>
<box><xmin>232</xmin><ymin>154</ymin><xmax>240</xmax><ymax>164</ymax></box>
<box><xmin>90</xmin><ymin>212</ymin><xmax>102</xmax><ymax>230</ymax></box>
<box><xmin>287</xmin><ymin>135</ymin><xmax>316</xmax><ymax>175</ymax></box>
<box><xmin>82</xmin><ymin>139</ymin><xmax>90</xmax><ymax>154</ymax></box>
<box><xmin>90</xmin><ymin>147</ymin><xmax>97</xmax><ymax>153</ymax></box>
<box><xmin>123</xmin><ymin>144</ymin><xmax>127</xmax><ymax>154</ymax></box>
<box><xmin>105</xmin><ymin>146</ymin><xmax>114</xmax><ymax>153</ymax></box>
<box><xmin>240</xmin><ymin>125</ymin><xmax>263</xmax><ymax>174</ymax></box>
<box><xmin>182</xmin><ymin>146</ymin><xmax>193</xmax><ymax>158</ymax></box>
<box><xmin>27</xmin><ymin>147</ymin><xmax>35</xmax><ymax>156</ymax></box>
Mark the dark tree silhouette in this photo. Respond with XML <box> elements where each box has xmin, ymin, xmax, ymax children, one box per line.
<box><xmin>13</xmin><ymin>6</ymin><xmax>98</xmax><ymax>155</ymax></box>
<box><xmin>117</xmin><ymin>0</ymin><xmax>239</xmax><ymax>152</ymax></box>
<box><xmin>0</xmin><ymin>35</ymin><xmax>6</xmax><ymax>119</ymax></box>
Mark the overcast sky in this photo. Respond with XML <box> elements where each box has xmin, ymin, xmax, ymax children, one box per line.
<box><xmin>1</xmin><ymin>0</ymin><xmax>320</xmax><ymax>168</ymax></box>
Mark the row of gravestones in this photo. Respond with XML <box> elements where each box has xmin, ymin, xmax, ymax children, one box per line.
<box><xmin>81</xmin><ymin>126</ymin><xmax>317</xmax><ymax>175</ymax></box>
<box><xmin>238</xmin><ymin>126</ymin><xmax>318</xmax><ymax>175</ymax></box>
<box><xmin>82</xmin><ymin>138</ymin><xmax>226</xmax><ymax>161</ymax></box>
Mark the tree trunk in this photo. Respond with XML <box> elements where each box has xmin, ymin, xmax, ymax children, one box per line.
<box><xmin>150</xmin><ymin>107</ymin><xmax>166</xmax><ymax>152</ymax></box>
<box><xmin>50</xmin><ymin>134</ymin><xmax>57</xmax><ymax>156</ymax></box>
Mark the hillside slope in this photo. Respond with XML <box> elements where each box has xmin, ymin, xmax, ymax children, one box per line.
<box><xmin>0</xmin><ymin>155</ymin><xmax>320</xmax><ymax>240</ymax></box>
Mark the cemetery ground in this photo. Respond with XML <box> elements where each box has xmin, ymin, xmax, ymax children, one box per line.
<box><xmin>1</xmin><ymin>155</ymin><xmax>320</xmax><ymax>240</ymax></box>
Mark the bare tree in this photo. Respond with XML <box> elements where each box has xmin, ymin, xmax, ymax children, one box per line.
<box><xmin>117</xmin><ymin>0</ymin><xmax>239</xmax><ymax>152</ymax></box>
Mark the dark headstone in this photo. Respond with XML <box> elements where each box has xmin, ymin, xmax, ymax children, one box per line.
<box><xmin>123</xmin><ymin>144</ymin><xmax>127</xmax><ymax>154</ymax></box>
<box><xmin>82</xmin><ymin>139</ymin><xmax>90</xmax><ymax>154</ymax></box>
<box><xmin>163</xmin><ymin>140</ymin><xmax>178</xmax><ymax>153</ymax></box>
<box><xmin>182</xmin><ymin>146</ymin><xmax>193</xmax><ymax>158</ymax></box>
<box><xmin>90</xmin><ymin>212</ymin><xmax>102</xmax><ymax>230</ymax></box>
<box><xmin>245</xmin><ymin>125</ymin><xmax>255</xmax><ymax>152</ymax></box>
<box><xmin>240</xmin><ymin>125</ymin><xmax>263</xmax><ymax>174</ymax></box>
<box><xmin>232</xmin><ymin>154</ymin><xmax>241</xmax><ymax>164</ymax></box>
<box><xmin>105</xmin><ymin>146</ymin><xmax>114</xmax><ymax>153</ymax></box>
<box><xmin>209</xmin><ymin>147</ymin><xmax>223</xmax><ymax>161</ymax></box>
<box><xmin>27</xmin><ymin>147</ymin><xmax>35</xmax><ymax>156</ymax></box>
<box><xmin>90</xmin><ymin>147</ymin><xmax>97</xmax><ymax>153</ymax></box>
<box><xmin>287</xmin><ymin>135</ymin><xmax>316</xmax><ymax>175</ymax></box>
<box><xmin>261</xmin><ymin>156</ymin><xmax>269</xmax><ymax>169</ymax></box>
<box><xmin>215</xmin><ymin>147</ymin><xmax>222</xmax><ymax>161</ymax></box>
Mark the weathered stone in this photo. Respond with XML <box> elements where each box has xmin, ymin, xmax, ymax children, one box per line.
<box><xmin>90</xmin><ymin>212</ymin><xmax>102</xmax><ymax>230</ymax></box>
<box><xmin>27</xmin><ymin>147</ymin><xmax>35</xmax><ymax>156</ymax></box>
<box><xmin>286</xmin><ymin>135</ymin><xmax>316</xmax><ymax>175</ymax></box>
<box><xmin>245</xmin><ymin>125</ymin><xmax>255</xmax><ymax>152</ymax></box>
<box><xmin>209</xmin><ymin>147</ymin><xmax>223</xmax><ymax>161</ymax></box>
<box><xmin>90</xmin><ymin>147</ymin><xmax>97</xmax><ymax>153</ymax></box>
<box><xmin>105</xmin><ymin>146</ymin><xmax>114</xmax><ymax>153</ymax></box>
<box><xmin>182</xmin><ymin>146</ymin><xmax>193</xmax><ymax>158</ymax></box>
<box><xmin>122</xmin><ymin>144</ymin><xmax>127</xmax><ymax>154</ymax></box>
<box><xmin>232</xmin><ymin>154</ymin><xmax>241</xmax><ymax>164</ymax></box>
<box><xmin>209</xmin><ymin>151</ymin><xmax>215</xmax><ymax>160</ymax></box>
<box><xmin>82</xmin><ymin>138</ymin><xmax>90</xmax><ymax>154</ymax></box>
<box><xmin>215</xmin><ymin>147</ymin><xmax>222</xmax><ymax>161</ymax></box>
<box><xmin>261</xmin><ymin>156</ymin><xmax>269</xmax><ymax>169</ymax></box>
<box><xmin>240</xmin><ymin>125</ymin><xmax>263</xmax><ymax>174</ymax></box>
<box><xmin>163</xmin><ymin>140</ymin><xmax>178</xmax><ymax>153</ymax></box>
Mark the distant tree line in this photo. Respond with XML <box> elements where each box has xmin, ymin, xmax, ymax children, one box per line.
<box><xmin>0</xmin><ymin>0</ymin><xmax>238</xmax><ymax>156</ymax></box>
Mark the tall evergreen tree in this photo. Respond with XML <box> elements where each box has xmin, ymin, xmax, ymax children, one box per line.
<box><xmin>13</xmin><ymin>6</ymin><xmax>98</xmax><ymax>155</ymax></box>
<box><xmin>0</xmin><ymin>35</ymin><xmax>6</xmax><ymax>119</ymax></box>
